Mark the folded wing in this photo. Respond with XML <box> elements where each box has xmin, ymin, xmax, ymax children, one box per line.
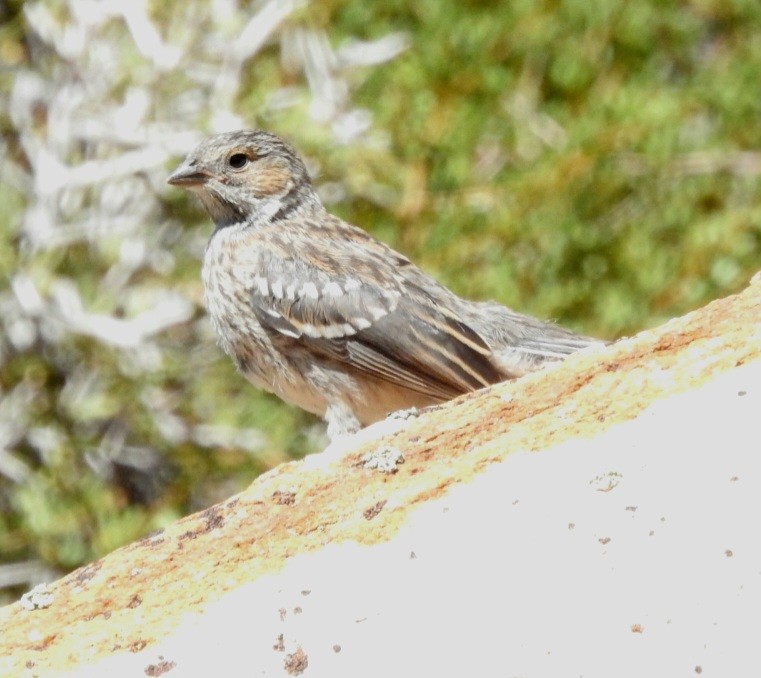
<box><xmin>245</xmin><ymin>220</ymin><xmax>504</xmax><ymax>400</ymax></box>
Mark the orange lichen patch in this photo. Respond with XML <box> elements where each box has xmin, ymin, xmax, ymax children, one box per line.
<box><xmin>1</xmin><ymin>277</ymin><xmax>759</xmax><ymax>674</ymax></box>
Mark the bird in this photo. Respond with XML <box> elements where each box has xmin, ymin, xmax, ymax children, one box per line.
<box><xmin>167</xmin><ymin>130</ymin><xmax>601</xmax><ymax>439</ymax></box>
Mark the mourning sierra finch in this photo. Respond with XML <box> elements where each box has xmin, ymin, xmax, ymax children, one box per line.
<box><xmin>168</xmin><ymin>130</ymin><xmax>601</xmax><ymax>439</ymax></box>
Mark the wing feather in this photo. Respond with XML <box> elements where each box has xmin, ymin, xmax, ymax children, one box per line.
<box><xmin>245</xmin><ymin>219</ymin><xmax>503</xmax><ymax>398</ymax></box>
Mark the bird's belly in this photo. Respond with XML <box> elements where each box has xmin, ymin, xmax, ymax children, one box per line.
<box><xmin>209</xmin><ymin>313</ymin><xmax>330</xmax><ymax>419</ymax></box>
<box><xmin>338</xmin><ymin>374</ymin><xmax>443</xmax><ymax>426</ymax></box>
<box><xmin>202</xmin><ymin>243</ymin><xmax>328</xmax><ymax>417</ymax></box>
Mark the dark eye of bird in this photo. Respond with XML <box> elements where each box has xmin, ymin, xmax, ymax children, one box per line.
<box><xmin>228</xmin><ymin>153</ymin><xmax>249</xmax><ymax>169</ymax></box>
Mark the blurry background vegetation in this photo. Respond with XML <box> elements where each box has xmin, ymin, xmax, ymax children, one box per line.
<box><xmin>0</xmin><ymin>0</ymin><xmax>759</xmax><ymax>602</ymax></box>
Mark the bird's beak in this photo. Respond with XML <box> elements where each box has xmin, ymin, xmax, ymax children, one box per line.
<box><xmin>166</xmin><ymin>159</ymin><xmax>211</xmax><ymax>188</ymax></box>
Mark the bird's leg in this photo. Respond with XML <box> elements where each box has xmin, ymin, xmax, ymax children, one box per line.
<box><xmin>324</xmin><ymin>402</ymin><xmax>362</xmax><ymax>441</ymax></box>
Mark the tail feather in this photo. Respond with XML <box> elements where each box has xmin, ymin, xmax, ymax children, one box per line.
<box><xmin>462</xmin><ymin>300</ymin><xmax>605</xmax><ymax>378</ymax></box>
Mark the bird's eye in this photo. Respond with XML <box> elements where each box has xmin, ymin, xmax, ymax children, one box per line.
<box><xmin>228</xmin><ymin>153</ymin><xmax>250</xmax><ymax>169</ymax></box>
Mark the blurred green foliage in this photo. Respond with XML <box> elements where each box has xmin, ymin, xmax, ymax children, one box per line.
<box><xmin>0</xmin><ymin>0</ymin><xmax>759</xmax><ymax>601</ymax></box>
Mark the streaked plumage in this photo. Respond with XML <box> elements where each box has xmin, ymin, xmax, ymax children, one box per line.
<box><xmin>168</xmin><ymin>130</ymin><xmax>601</xmax><ymax>438</ymax></box>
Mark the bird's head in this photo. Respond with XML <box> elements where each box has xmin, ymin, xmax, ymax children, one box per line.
<box><xmin>167</xmin><ymin>130</ymin><xmax>321</xmax><ymax>228</ymax></box>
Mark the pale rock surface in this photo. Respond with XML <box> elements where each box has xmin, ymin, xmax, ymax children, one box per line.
<box><xmin>68</xmin><ymin>360</ymin><xmax>760</xmax><ymax>677</ymax></box>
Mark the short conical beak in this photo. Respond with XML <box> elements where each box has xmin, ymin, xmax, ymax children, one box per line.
<box><xmin>167</xmin><ymin>159</ymin><xmax>211</xmax><ymax>187</ymax></box>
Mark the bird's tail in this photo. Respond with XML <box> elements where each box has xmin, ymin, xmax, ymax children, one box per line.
<box><xmin>462</xmin><ymin>300</ymin><xmax>605</xmax><ymax>378</ymax></box>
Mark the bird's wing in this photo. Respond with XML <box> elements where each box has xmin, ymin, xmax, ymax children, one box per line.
<box><xmin>244</xmin><ymin>218</ymin><xmax>503</xmax><ymax>400</ymax></box>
